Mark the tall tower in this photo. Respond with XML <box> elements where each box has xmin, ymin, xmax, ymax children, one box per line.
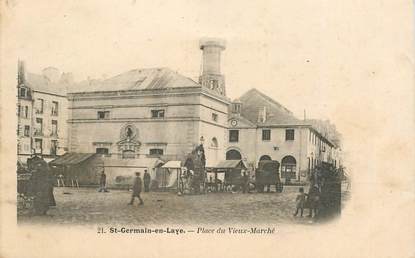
<box><xmin>199</xmin><ymin>38</ymin><xmax>226</xmax><ymax>96</ymax></box>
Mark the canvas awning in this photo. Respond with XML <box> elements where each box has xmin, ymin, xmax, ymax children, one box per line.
<box><xmin>211</xmin><ymin>160</ymin><xmax>247</xmax><ymax>170</ymax></box>
<box><xmin>49</xmin><ymin>153</ymin><xmax>96</xmax><ymax>166</ymax></box>
<box><xmin>162</xmin><ymin>161</ymin><xmax>182</xmax><ymax>169</ymax></box>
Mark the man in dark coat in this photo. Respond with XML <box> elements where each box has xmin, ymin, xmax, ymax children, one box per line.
<box><xmin>98</xmin><ymin>171</ymin><xmax>108</xmax><ymax>192</ymax></box>
<box><xmin>143</xmin><ymin>170</ymin><xmax>151</xmax><ymax>192</ymax></box>
<box><xmin>128</xmin><ymin>172</ymin><xmax>143</xmax><ymax>205</ymax></box>
<box><xmin>241</xmin><ymin>171</ymin><xmax>249</xmax><ymax>193</ymax></box>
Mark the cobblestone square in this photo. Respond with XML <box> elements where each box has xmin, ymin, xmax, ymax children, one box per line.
<box><xmin>18</xmin><ymin>186</ymin><xmax>337</xmax><ymax>225</ymax></box>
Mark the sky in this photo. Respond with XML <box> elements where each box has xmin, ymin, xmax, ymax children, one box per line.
<box><xmin>2</xmin><ymin>0</ymin><xmax>414</xmax><ymax>161</ymax></box>
<box><xmin>4</xmin><ymin>0</ymin><xmax>347</xmax><ymax>117</ymax></box>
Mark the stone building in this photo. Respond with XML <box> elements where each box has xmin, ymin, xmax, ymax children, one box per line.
<box><xmin>67</xmin><ymin>39</ymin><xmax>229</xmax><ymax>167</ymax></box>
<box><xmin>50</xmin><ymin>37</ymin><xmax>340</xmax><ymax>184</ymax></box>
<box><xmin>17</xmin><ymin>61</ymin><xmax>69</xmax><ymax>162</ymax></box>
<box><xmin>227</xmin><ymin>88</ymin><xmax>339</xmax><ymax>182</ymax></box>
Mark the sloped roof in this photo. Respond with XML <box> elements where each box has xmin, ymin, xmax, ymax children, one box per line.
<box><xmin>49</xmin><ymin>153</ymin><xmax>96</xmax><ymax>166</ymax></box>
<box><xmin>25</xmin><ymin>73</ymin><xmax>68</xmax><ymax>95</ymax></box>
<box><xmin>238</xmin><ymin>88</ymin><xmax>303</xmax><ymax>126</ymax></box>
<box><xmin>69</xmin><ymin>67</ymin><xmax>200</xmax><ymax>93</ymax></box>
<box><xmin>211</xmin><ymin>160</ymin><xmax>247</xmax><ymax>169</ymax></box>
<box><xmin>162</xmin><ymin>161</ymin><xmax>182</xmax><ymax>169</ymax></box>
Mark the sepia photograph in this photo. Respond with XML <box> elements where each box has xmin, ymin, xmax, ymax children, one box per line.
<box><xmin>1</xmin><ymin>0</ymin><xmax>414</xmax><ymax>258</ymax></box>
<box><xmin>16</xmin><ymin>38</ymin><xmax>347</xmax><ymax>226</ymax></box>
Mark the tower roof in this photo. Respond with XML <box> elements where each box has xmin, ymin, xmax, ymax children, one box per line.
<box><xmin>199</xmin><ymin>38</ymin><xmax>226</xmax><ymax>50</ymax></box>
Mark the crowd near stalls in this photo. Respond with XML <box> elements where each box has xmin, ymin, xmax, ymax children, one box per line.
<box><xmin>17</xmin><ymin>143</ymin><xmax>345</xmax><ymax>222</ymax></box>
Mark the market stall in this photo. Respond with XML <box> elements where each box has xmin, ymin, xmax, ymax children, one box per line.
<box><xmin>207</xmin><ymin>160</ymin><xmax>247</xmax><ymax>192</ymax></box>
<box><xmin>160</xmin><ymin>161</ymin><xmax>181</xmax><ymax>191</ymax></box>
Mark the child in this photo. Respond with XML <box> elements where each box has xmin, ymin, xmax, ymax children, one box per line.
<box><xmin>293</xmin><ymin>187</ymin><xmax>306</xmax><ymax>217</ymax></box>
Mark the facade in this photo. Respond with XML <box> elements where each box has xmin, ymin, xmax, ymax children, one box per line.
<box><xmin>29</xmin><ymin>38</ymin><xmax>341</xmax><ymax>184</ymax></box>
<box><xmin>17</xmin><ymin>61</ymin><xmax>69</xmax><ymax>163</ymax></box>
<box><xmin>226</xmin><ymin>89</ymin><xmax>339</xmax><ymax>183</ymax></box>
<box><xmin>67</xmin><ymin>39</ymin><xmax>230</xmax><ymax>167</ymax></box>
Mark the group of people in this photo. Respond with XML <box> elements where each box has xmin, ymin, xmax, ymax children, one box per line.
<box><xmin>293</xmin><ymin>185</ymin><xmax>321</xmax><ymax>218</ymax></box>
<box><xmin>98</xmin><ymin>170</ymin><xmax>151</xmax><ymax>206</ymax></box>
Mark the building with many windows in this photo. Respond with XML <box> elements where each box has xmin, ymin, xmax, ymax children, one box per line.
<box><xmin>227</xmin><ymin>88</ymin><xmax>340</xmax><ymax>182</ymax></box>
<box><xmin>67</xmin><ymin>39</ymin><xmax>229</xmax><ymax>167</ymax></box>
<box><xmin>17</xmin><ymin>61</ymin><xmax>69</xmax><ymax>162</ymax></box>
<box><xmin>24</xmin><ymin>38</ymin><xmax>341</xmax><ymax>184</ymax></box>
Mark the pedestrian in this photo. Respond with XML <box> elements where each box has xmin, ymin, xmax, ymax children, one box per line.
<box><xmin>98</xmin><ymin>171</ymin><xmax>108</xmax><ymax>192</ymax></box>
<box><xmin>241</xmin><ymin>170</ymin><xmax>249</xmax><ymax>193</ymax></box>
<box><xmin>128</xmin><ymin>172</ymin><xmax>143</xmax><ymax>206</ymax></box>
<box><xmin>143</xmin><ymin>170</ymin><xmax>151</xmax><ymax>192</ymax></box>
<box><xmin>293</xmin><ymin>187</ymin><xmax>306</xmax><ymax>217</ymax></box>
<box><xmin>306</xmin><ymin>185</ymin><xmax>320</xmax><ymax>218</ymax></box>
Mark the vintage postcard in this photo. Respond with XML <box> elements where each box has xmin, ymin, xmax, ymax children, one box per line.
<box><xmin>1</xmin><ymin>0</ymin><xmax>414</xmax><ymax>258</ymax></box>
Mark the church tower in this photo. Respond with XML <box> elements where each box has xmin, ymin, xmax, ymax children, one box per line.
<box><xmin>199</xmin><ymin>38</ymin><xmax>226</xmax><ymax>96</ymax></box>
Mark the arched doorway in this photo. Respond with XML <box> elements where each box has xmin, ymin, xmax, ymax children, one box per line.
<box><xmin>281</xmin><ymin>155</ymin><xmax>297</xmax><ymax>180</ymax></box>
<box><xmin>259</xmin><ymin>155</ymin><xmax>272</xmax><ymax>161</ymax></box>
<box><xmin>226</xmin><ymin>149</ymin><xmax>242</xmax><ymax>160</ymax></box>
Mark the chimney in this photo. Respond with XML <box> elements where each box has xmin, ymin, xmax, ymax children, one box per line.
<box><xmin>199</xmin><ymin>38</ymin><xmax>226</xmax><ymax>96</ymax></box>
<box><xmin>18</xmin><ymin>59</ymin><xmax>26</xmax><ymax>85</ymax></box>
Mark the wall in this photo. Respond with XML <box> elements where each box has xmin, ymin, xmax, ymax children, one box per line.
<box><xmin>32</xmin><ymin>91</ymin><xmax>68</xmax><ymax>156</ymax></box>
<box><xmin>17</xmin><ymin>97</ymin><xmax>33</xmax><ymax>162</ymax></box>
<box><xmin>68</xmin><ymin>88</ymin><xmax>229</xmax><ymax>162</ymax></box>
<box><xmin>227</xmin><ymin>126</ymin><xmax>310</xmax><ymax>181</ymax></box>
<box><xmin>17</xmin><ymin>89</ymin><xmax>68</xmax><ymax>162</ymax></box>
<box><xmin>198</xmin><ymin>93</ymin><xmax>229</xmax><ymax>166</ymax></box>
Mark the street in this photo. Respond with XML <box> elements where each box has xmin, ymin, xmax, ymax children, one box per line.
<box><xmin>18</xmin><ymin>186</ymin><xmax>349</xmax><ymax>225</ymax></box>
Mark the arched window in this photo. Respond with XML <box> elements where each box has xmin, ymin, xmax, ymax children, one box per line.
<box><xmin>211</xmin><ymin>137</ymin><xmax>218</xmax><ymax>148</ymax></box>
<box><xmin>259</xmin><ymin>155</ymin><xmax>272</xmax><ymax>161</ymax></box>
<box><xmin>226</xmin><ymin>149</ymin><xmax>242</xmax><ymax>160</ymax></box>
<box><xmin>281</xmin><ymin>155</ymin><xmax>297</xmax><ymax>179</ymax></box>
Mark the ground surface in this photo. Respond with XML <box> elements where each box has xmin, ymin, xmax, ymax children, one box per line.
<box><xmin>18</xmin><ymin>185</ymin><xmax>350</xmax><ymax>226</ymax></box>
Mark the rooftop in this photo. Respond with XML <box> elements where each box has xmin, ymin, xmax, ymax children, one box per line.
<box><xmin>69</xmin><ymin>67</ymin><xmax>200</xmax><ymax>93</ymax></box>
<box><xmin>238</xmin><ymin>88</ymin><xmax>303</xmax><ymax>126</ymax></box>
<box><xmin>25</xmin><ymin>72</ymin><xmax>68</xmax><ymax>96</ymax></box>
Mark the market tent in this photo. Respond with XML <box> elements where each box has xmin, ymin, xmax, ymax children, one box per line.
<box><xmin>160</xmin><ymin>161</ymin><xmax>183</xmax><ymax>189</ymax></box>
<box><xmin>208</xmin><ymin>160</ymin><xmax>248</xmax><ymax>186</ymax></box>
<box><xmin>49</xmin><ymin>153</ymin><xmax>97</xmax><ymax>187</ymax></box>
<box><xmin>162</xmin><ymin>161</ymin><xmax>182</xmax><ymax>169</ymax></box>
<box><xmin>49</xmin><ymin>153</ymin><xmax>96</xmax><ymax>166</ymax></box>
<box><xmin>49</xmin><ymin>155</ymin><xmax>165</xmax><ymax>188</ymax></box>
<box><xmin>212</xmin><ymin>160</ymin><xmax>247</xmax><ymax>171</ymax></box>
<box><xmin>100</xmin><ymin>157</ymin><xmax>165</xmax><ymax>188</ymax></box>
